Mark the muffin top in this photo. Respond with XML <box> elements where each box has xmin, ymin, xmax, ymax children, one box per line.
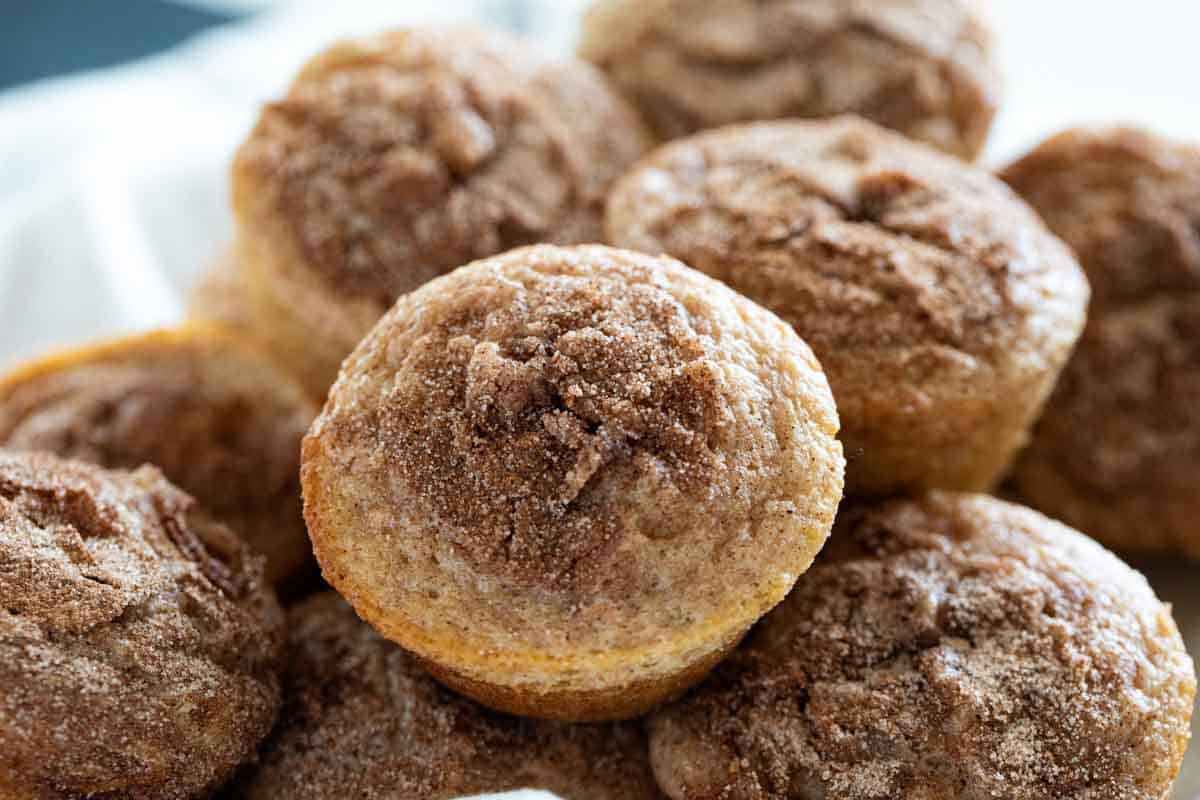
<box><xmin>0</xmin><ymin>450</ymin><xmax>284</xmax><ymax>799</ymax></box>
<box><xmin>233</xmin><ymin>26</ymin><xmax>649</xmax><ymax>313</ymax></box>
<box><xmin>649</xmin><ymin>493</ymin><xmax>1197</xmax><ymax>800</ymax></box>
<box><xmin>1001</xmin><ymin>127</ymin><xmax>1200</xmax><ymax>309</ymax></box>
<box><xmin>227</xmin><ymin>593</ymin><xmax>663</xmax><ymax>800</ymax></box>
<box><xmin>608</xmin><ymin>117</ymin><xmax>1088</xmax><ymax>493</ymax></box>
<box><xmin>304</xmin><ymin>244</ymin><xmax>843</xmax><ymax>669</ymax></box>
<box><xmin>580</xmin><ymin>0</ymin><xmax>998</xmax><ymax>158</ymax></box>
<box><xmin>0</xmin><ymin>327</ymin><xmax>318</xmax><ymax>590</ymax></box>
<box><xmin>609</xmin><ymin>117</ymin><xmax>1084</xmax><ymax>367</ymax></box>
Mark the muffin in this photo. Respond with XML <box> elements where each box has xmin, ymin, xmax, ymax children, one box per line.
<box><xmin>232</xmin><ymin>26</ymin><xmax>651</xmax><ymax>398</ymax></box>
<box><xmin>1001</xmin><ymin>127</ymin><xmax>1200</xmax><ymax>310</ymax></box>
<box><xmin>302</xmin><ymin>244</ymin><xmax>845</xmax><ymax>721</ymax></box>
<box><xmin>227</xmin><ymin>593</ymin><xmax>663</xmax><ymax>799</ymax></box>
<box><xmin>579</xmin><ymin>0</ymin><xmax>999</xmax><ymax>158</ymax></box>
<box><xmin>608</xmin><ymin>117</ymin><xmax>1089</xmax><ymax>496</ymax></box>
<box><xmin>649</xmin><ymin>493</ymin><xmax>1197</xmax><ymax>800</ymax></box>
<box><xmin>0</xmin><ymin>326</ymin><xmax>319</xmax><ymax>592</ymax></box>
<box><xmin>1002</xmin><ymin>129</ymin><xmax>1200</xmax><ymax>559</ymax></box>
<box><xmin>0</xmin><ymin>450</ymin><xmax>285</xmax><ymax>799</ymax></box>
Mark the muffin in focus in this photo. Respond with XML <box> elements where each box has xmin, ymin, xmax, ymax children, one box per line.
<box><xmin>0</xmin><ymin>326</ymin><xmax>318</xmax><ymax>592</ymax></box>
<box><xmin>608</xmin><ymin>117</ymin><xmax>1088</xmax><ymax>496</ymax></box>
<box><xmin>649</xmin><ymin>493</ymin><xmax>1196</xmax><ymax>800</ymax></box>
<box><xmin>0</xmin><ymin>451</ymin><xmax>285</xmax><ymax>799</ymax></box>
<box><xmin>232</xmin><ymin>26</ymin><xmax>651</xmax><ymax>397</ymax></box>
<box><xmin>302</xmin><ymin>244</ymin><xmax>845</xmax><ymax>720</ymax></box>
<box><xmin>580</xmin><ymin>0</ymin><xmax>999</xmax><ymax>158</ymax></box>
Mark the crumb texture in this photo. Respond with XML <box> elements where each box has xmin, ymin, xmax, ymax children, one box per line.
<box><xmin>226</xmin><ymin>593</ymin><xmax>664</xmax><ymax>799</ymax></box>
<box><xmin>0</xmin><ymin>450</ymin><xmax>284</xmax><ymax>799</ymax></box>
<box><xmin>649</xmin><ymin>493</ymin><xmax>1197</xmax><ymax>800</ymax></box>
<box><xmin>235</xmin><ymin>27</ymin><xmax>648</xmax><ymax>310</ymax></box>
<box><xmin>304</xmin><ymin>244</ymin><xmax>844</xmax><ymax>685</ymax></box>
<box><xmin>580</xmin><ymin>0</ymin><xmax>998</xmax><ymax>157</ymax></box>
<box><xmin>608</xmin><ymin>117</ymin><xmax>1088</xmax><ymax>495</ymax></box>
<box><xmin>0</xmin><ymin>330</ymin><xmax>318</xmax><ymax>589</ymax></box>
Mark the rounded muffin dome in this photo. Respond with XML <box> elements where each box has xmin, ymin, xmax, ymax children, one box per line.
<box><xmin>302</xmin><ymin>244</ymin><xmax>845</xmax><ymax>720</ymax></box>
<box><xmin>648</xmin><ymin>493</ymin><xmax>1197</xmax><ymax>800</ymax></box>
<box><xmin>607</xmin><ymin>116</ymin><xmax>1089</xmax><ymax>496</ymax></box>
<box><xmin>232</xmin><ymin>26</ymin><xmax>651</xmax><ymax>397</ymax></box>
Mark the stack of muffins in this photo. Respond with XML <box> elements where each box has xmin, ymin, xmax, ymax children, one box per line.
<box><xmin>1</xmin><ymin>2</ymin><xmax>1197</xmax><ymax>798</ymax></box>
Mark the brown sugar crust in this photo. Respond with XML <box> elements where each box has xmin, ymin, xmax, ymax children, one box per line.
<box><xmin>608</xmin><ymin>117</ymin><xmax>1089</xmax><ymax>496</ymax></box>
<box><xmin>649</xmin><ymin>493</ymin><xmax>1197</xmax><ymax>800</ymax></box>
<box><xmin>1011</xmin><ymin>295</ymin><xmax>1200</xmax><ymax>559</ymax></box>
<box><xmin>579</xmin><ymin>0</ymin><xmax>999</xmax><ymax>158</ymax></box>
<box><xmin>226</xmin><ymin>593</ymin><xmax>663</xmax><ymax>799</ymax></box>
<box><xmin>0</xmin><ymin>450</ymin><xmax>285</xmax><ymax>799</ymax></box>
<box><xmin>1000</xmin><ymin>127</ymin><xmax>1200</xmax><ymax>309</ymax></box>
<box><xmin>0</xmin><ymin>326</ymin><xmax>319</xmax><ymax>592</ymax></box>
<box><xmin>303</xmin><ymin>244</ymin><xmax>845</xmax><ymax>720</ymax></box>
<box><xmin>232</xmin><ymin>26</ymin><xmax>650</xmax><ymax>397</ymax></box>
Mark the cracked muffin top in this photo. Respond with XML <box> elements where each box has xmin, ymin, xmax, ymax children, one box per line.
<box><xmin>648</xmin><ymin>492</ymin><xmax>1196</xmax><ymax>800</ymax></box>
<box><xmin>302</xmin><ymin>244</ymin><xmax>843</xmax><ymax>702</ymax></box>
<box><xmin>0</xmin><ymin>450</ymin><xmax>285</xmax><ymax>799</ymax></box>
<box><xmin>226</xmin><ymin>593</ymin><xmax>664</xmax><ymax>800</ymax></box>
<box><xmin>580</xmin><ymin>0</ymin><xmax>998</xmax><ymax>158</ymax></box>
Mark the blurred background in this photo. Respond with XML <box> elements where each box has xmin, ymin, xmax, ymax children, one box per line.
<box><xmin>1</xmin><ymin>2</ymin><xmax>1198</xmax><ymax>797</ymax></box>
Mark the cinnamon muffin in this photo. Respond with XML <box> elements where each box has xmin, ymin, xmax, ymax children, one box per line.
<box><xmin>608</xmin><ymin>117</ymin><xmax>1089</xmax><ymax>496</ymax></box>
<box><xmin>1002</xmin><ymin>129</ymin><xmax>1200</xmax><ymax>558</ymax></box>
<box><xmin>302</xmin><ymin>244</ymin><xmax>845</xmax><ymax>721</ymax></box>
<box><xmin>579</xmin><ymin>0</ymin><xmax>999</xmax><ymax>158</ymax></box>
<box><xmin>649</xmin><ymin>493</ymin><xmax>1197</xmax><ymax>800</ymax></box>
<box><xmin>0</xmin><ymin>326</ymin><xmax>319</xmax><ymax>592</ymax></box>
<box><xmin>0</xmin><ymin>450</ymin><xmax>285</xmax><ymax>799</ymax></box>
<box><xmin>227</xmin><ymin>593</ymin><xmax>663</xmax><ymax>799</ymax></box>
<box><xmin>232</xmin><ymin>26</ymin><xmax>651</xmax><ymax>398</ymax></box>
<box><xmin>1001</xmin><ymin>127</ymin><xmax>1200</xmax><ymax>310</ymax></box>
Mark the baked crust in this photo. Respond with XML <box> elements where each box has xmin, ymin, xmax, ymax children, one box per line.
<box><xmin>0</xmin><ymin>451</ymin><xmax>285</xmax><ymax>799</ymax></box>
<box><xmin>226</xmin><ymin>593</ymin><xmax>664</xmax><ymax>799</ymax></box>
<box><xmin>232</xmin><ymin>26</ymin><xmax>650</xmax><ymax>398</ymax></box>
<box><xmin>1003</xmin><ymin>128</ymin><xmax>1200</xmax><ymax>558</ymax></box>
<box><xmin>579</xmin><ymin>0</ymin><xmax>999</xmax><ymax>158</ymax></box>
<box><xmin>649</xmin><ymin>493</ymin><xmax>1197</xmax><ymax>800</ymax></box>
<box><xmin>608</xmin><ymin>116</ymin><xmax>1088</xmax><ymax>496</ymax></box>
<box><xmin>302</xmin><ymin>244</ymin><xmax>844</xmax><ymax>720</ymax></box>
<box><xmin>0</xmin><ymin>326</ymin><xmax>318</xmax><ymax>592</ymax></box>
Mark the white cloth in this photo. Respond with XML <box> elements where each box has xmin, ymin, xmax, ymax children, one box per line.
<box><xmin>0</xmin><ymin>2</ymin><xmax>1197</xmax><ymax>797</ymax></box>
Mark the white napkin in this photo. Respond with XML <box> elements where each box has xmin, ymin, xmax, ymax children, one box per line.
<box><xmin>0</xmin><ymin>1</ymin><xmax>1197</xmax><ymax>797</ymax></box>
